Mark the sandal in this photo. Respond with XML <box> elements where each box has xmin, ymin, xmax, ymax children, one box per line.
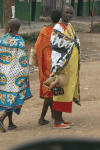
<box><xmin>8</xmin><ymin>125</ymin><xmax>17</xmax><ymax>130</ymax></box>
<box><xmin>38</xmin><ymin>119</ymin><xmax>49</xmax><ymax>125</ymax></box>
<box><xmin>0</xmin><ymin>121</ymin><xmax>6</xmax><ymax>132</ymax></box>
<box><xmin>53</xmin><ymin>123</ymin><xmax>71</xmax><ymax>129</ymax></box>
<box><xmin>63</xmin><ymin>121</ymin><xmax>73</xmax><ymax>126</ymax></box>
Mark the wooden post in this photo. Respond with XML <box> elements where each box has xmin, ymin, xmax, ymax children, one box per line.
<box><xmin>52</xmin><ymin>0</ymin><xmax>54</xmax><ymax>10</ymax></box>
<box><xmin>91</xmin><ymin>0</ymin><xmax>95</xmax><ymax>33</ymax></box>
<box><xmin>69</xmin><ymin>0</ymin><xmax>71</xmax><ymax>4</ymax></box>
<box><xmin>1</xmin><ymin>0</ymin><xmax>5</xmax><ymax>29</ymax></box>
<box><xmin>5</xmin><ymin>0</ymin><xmax>15</xmax><ymax>34</ymax></box>
<box><xmin>28</xmin><ymin>0</ymin><xmax>31</xmax><ymax>26</ymax></box>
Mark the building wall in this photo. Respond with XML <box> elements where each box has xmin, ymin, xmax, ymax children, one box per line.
<box><xmin>0</xmin><ymin>0</ymin><xmax>15</xmax><ymax>21</ymax></box>
<box><xmin>0</xmin><ymin>0</ymin><xmax>3</xmax><ymax>22</ymax></box>
<box><xmin>94</xmin><ymin>0</ymin><xmax>100</xmax><ymax>15</ymax></box>
<box><xmin>41</xmin><ymin>0</ymin><xmax>100</xmax><ymax>17</ymax></box>
<box><xmin>15</xmin><ymin>0</ymin><xmax>41</xmax><ymax>21</ymax></box>
<box><xmin>41</xmin><ymin>0</ymin><xmax>65</xmax><ymax>16</ymax></box>
<box><xmin>0</xmin><ymin>0</ymin><xmax>41</xmax><ymax>24</ymax></box>
<box><xmin>41</xmin><ymin>0</ymin><xmax>52</xmax><ymax>16</ymax></box>
<box><xmin>73</xmin><ymin>0</ymin><xmax>78</xmax><ymax>17</ymax></box>
<box><xmin>15</xmin><ymin>0</ymin><xmax>30</xmax><ymax>20</ymax></box>
<box><xmin>0</xmin><ymin>0</ymin><xmax>15</xmax><ymax>28</ymax></box>
<box><xmin>82</xmin><ymin>0</ymin><xmax>100</xmax><ymax>17</ymax></box>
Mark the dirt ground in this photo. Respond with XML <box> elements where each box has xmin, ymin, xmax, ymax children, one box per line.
<box><xmin>1</xmin><ymin>32</ymin><xmax>100</xmax><ymax>150</ymax></box>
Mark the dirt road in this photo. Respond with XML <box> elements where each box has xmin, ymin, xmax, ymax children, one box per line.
<box><xmin>0</xmin><ymin>33</ymin><xmax>100</xmax><ymax>150</ymax></box>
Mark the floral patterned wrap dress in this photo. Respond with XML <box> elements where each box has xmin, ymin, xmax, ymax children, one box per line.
<box><xmin>0</xmin><ymin>33</ymin><xmax>32</xmax><ymax>114</ymax></box>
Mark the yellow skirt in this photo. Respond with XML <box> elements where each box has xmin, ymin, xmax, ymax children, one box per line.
<box><xmin>52</xmin><ymin>44</ymin><xmax>79</xmax><ymax>112</ymax></box>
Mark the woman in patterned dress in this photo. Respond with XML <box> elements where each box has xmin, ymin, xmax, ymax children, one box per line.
<box><xmin>0</xmin><ymin>18</ymin><xmax>32</xmax><ymax>132</ymax></box>
<box><xmin>50</xmin><ymin>4</ymin><xmax>81</xmax><ymax>129</ymax></box>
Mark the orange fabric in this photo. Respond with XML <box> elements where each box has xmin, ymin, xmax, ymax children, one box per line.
<box><xmin>53</xmin><ymin>123</ymin><xmax>70</xmax><ymax>128</ymax></box>
<box><xmin>57</xmin><ymin>23</ymin><xmax>68</xmax><ymax>31</ymax></box>
<box><xmin>63</xmin><ymin>122</ymin><xmax>73</xmax><ymax>125</ymax></box>
<box><xmin>35</xmin><ymin>26</ymin><xmax>53</xmax><ymax>98</ymax></box>
<box><xmin>16</xmin><ymin>106</ymin><xmax>22</xmax><ymax>109</ymax></box>
<box><xmin>14</xmin><ymin>102</ymin><xmax>23</xmax><ymax>109</ymax></box>
<box><xmin>14</xmin><ymin>34</ymin><xmax>20</xmax><ymax>36</ymax></box>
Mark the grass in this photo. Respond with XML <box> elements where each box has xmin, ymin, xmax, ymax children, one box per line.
<box><xmin>85</xmin><ymin>55</ymin><xmax>89</xmax><ymax>58</ymax></box>
<box><xmin>25</xmin><ymin>41</ymin><xmax>35</xmax><ymax>46</ymax></box>
<box><xmin>82</xmin><ymin>57</ymin><xmax>86</xmax><ymax>60</ymax></box>
<box><xmin>92</xmin><ymin>23</ymin><xmax>100</xmax><ymax>33</ymax></box>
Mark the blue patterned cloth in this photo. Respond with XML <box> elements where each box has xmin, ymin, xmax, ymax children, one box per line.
<box><xmin>0</xmin><ymin>33</ymin><xmax>32</xmax><ymax>114</ymax></box>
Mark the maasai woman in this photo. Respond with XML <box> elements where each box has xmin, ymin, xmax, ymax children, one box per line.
<box><xmin>35</xmin><ymin>10</ymin><xmax>61</xmax><ymax>125</ymax></box>
<box><xmin>50</xmin><ymin>4</ymin><xmax>81</xmax><ymax>129</ymax></box>
<box><xmin>0</xmin><ymin>18</ymin><xmax>32</xmax><ymax>132</ymax></box>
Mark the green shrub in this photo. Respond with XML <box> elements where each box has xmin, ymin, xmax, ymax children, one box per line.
<box><xmin>92</xmin><ymin>23</ymin><xmax>100</xmax><ymax>33</ymax></box>
<box><xmin>20</xmin><ymin>32</ymin><xmax>40</xmax><ymax>44</ymax></box>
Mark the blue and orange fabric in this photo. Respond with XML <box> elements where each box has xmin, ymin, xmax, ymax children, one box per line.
<box><xmin>50</xmin><ymin>22</ymin><xmax>81</xmax><ymax>113</ymax></box>
<box><xmin>35</xmin><ymin>25</ymin><xmax>54</xmax><ymax>98</ymax></box>
<box><xmin>0</xmin><ymin>33</ymin><xmax>32</xmax><ymax>114</ymax></box>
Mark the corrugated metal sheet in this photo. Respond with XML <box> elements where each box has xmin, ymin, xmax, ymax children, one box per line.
<box><xmin>15</xmin><ymin>0</ymin><xmax>29</xmax><ymax>20</ymax></box>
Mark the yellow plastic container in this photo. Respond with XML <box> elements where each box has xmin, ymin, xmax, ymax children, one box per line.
<box><xmin>29</xmin><ymin>48</ymin><xmax>38</xmax><ymax>67</ymax></box>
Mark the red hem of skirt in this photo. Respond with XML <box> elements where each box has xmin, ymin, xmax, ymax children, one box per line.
<box><xmin>40</xmin><ymin>96</ymin><xmax>53</xmax><ymax>99</ymax></box>
<box><xmin>52</xmin><ymin>101</ymin><xmax>72</xmax><ymax>113</ymax></box>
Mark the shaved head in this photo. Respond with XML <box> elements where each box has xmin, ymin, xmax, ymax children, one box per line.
<box><xmin>61</xmin><ymin>3</ymin><xmax>73</xmax><ymax>12</ymax></box>
<box><xmin>61</xmin><ymin>3</ymin><xmax>73</xmax><ymax>23</ymax></box>
<box><xmin>8</xmin><ymin>18</ymin><xmax>21</xmax><ymax>34</ymax></box>
<box><xmin>8</xmin><ymin>18</ymin><xmax>21</xmax><ymax>30</ymax></box>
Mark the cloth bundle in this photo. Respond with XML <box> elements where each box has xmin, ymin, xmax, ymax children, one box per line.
<box><xmin>29</xmin><ymin>48</ymin><xmax>38</xmax><ymax>67</ymax></box>
<box><xmin>43</xmin><ymin>74</ymin><xmax>69</xmax><ymax>90</ymax></box>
